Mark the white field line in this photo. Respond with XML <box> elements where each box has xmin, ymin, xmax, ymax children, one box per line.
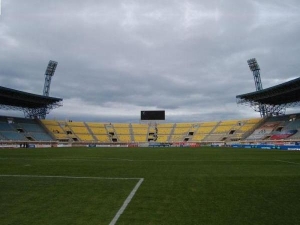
<box><xmin>105</xmin><ymin>158</ymin><xmax>133</xmax><ymax>161</ymax></box>
<box><xmin>275</xmin><ymin>160</ymin><xmax>300</xmax><ymax>165</ymax></box>
<box><xmin>0</xmin><ymin>157</ymin><xmax>133</xmax><ymax>161</ymax></box>
<box><xmin>0</xmin><ymin>157</ymin><xmax>272</xmax><ymax>162</ymax></box>
<box><xmin>0</xmin><ymin>174</ymin><xmax>144</xmax><ymax>225</ymax></box>
<box><xmin>109</xmin><ymin>178</ymin><xmax>144</xmax><ymax>225</ymax></box>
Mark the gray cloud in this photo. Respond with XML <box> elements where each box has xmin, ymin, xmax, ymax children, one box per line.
<box><xmin>1</xmin><ymin>0</ymin><xmax>300</xmax><ymax>122</ymax></box>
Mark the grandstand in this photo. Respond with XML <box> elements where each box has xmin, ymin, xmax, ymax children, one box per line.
<box><xmin>2</xmin><ymin>111</ymin><xmax>300</xmax><ymax>145</ymax></box>
<box><xmin>0</xmin><ymin>74</ymin><xmax>300</xmax><ymax>146</ymax></box>
<box><xmin>3</xmin><ymin>114</ymin><xmax>300</xmax><ymax>144</ymax></box>
<box><xmin>1</xmin><ymin>114</ymin><xmax>300</xmax><ymax>146</ymax></box>
<box><xmin>247</xmin><ymin>114</ymin><xmax>300</xmax><ymax>141</ymax></box>
<box><xmin>0</xmin><ymin>116</ymin><xmax>53</xmax><ymax>142</ymax></box>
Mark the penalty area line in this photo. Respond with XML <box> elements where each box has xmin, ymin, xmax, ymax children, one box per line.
<box><xmin>109</xmin><ymin>178</ymin><xmax>144</xmax><ymax>225</ymax></box>
<box><xmin>0</xmin><ymin>174</ymin><xmax>144</xmax><ymax>225</ymax></box>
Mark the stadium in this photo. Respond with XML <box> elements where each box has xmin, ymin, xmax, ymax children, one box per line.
<box><xmin>0</xmin><ymin>59</ymin><xmax>300</xmax><ymax>225</ymax></box>
<box><xmin>1</xmin><ymin>1</ymin><xmax>300</xmax><ymax>224</ymax></box>
<box><xmin>1</xmin><ymin>59</ymin><xmax>300</xmax><ymax>148</ymax></box>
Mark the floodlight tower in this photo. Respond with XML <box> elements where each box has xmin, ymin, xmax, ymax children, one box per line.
<box><xmin>43</xmin><ymin>60</ymin><xmax>58</xmax><ymax>96</ymax></box>
<box><xmin>247</xmin><ymin>58</ymin><xmax>266</xmax><ymax>117</ymax></box>
<box><xmin>41</xmin><ymin>60</ymin><xmax>58</xmax><ymax>119</ymax></box>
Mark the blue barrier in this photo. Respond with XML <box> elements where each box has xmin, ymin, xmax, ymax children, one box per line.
<box><xmin>149</xmin><ymin>143</ymin><xmax>171</xmax><ymax>147</ymax></box>
<box><xmin>231</xmin><ymin>144</ymin><xmax>300</xmax><ymax>150</ymax></box>
<box><xmin>27</xmin><ymin>144</ymin><xmax>36</xmax><ymax>148</ymax></box>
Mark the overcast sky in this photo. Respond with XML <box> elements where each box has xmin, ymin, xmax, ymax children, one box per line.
<box><xmin>1</xmin><ymin>0</ymin><xmax>300</xmax><ymax>122</ymax></box>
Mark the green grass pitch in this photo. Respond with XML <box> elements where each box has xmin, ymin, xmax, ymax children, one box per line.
<box><xmin>0</xmin><ymin>147</ymin><xmax>299</xmax><ymax>225</ymax></box>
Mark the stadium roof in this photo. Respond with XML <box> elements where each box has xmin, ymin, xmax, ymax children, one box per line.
<box><xmin>236</xmin><ymin>77</ymin><xmax>300</xmax><ymax>105</ymax></box>
<box><xmin>236</xmin><ymin>77</ymin><xmax>300</xmax><ymax>115</ymax></box>
<box><xmin>0</xmin><ymin>86</ymin><xmax>62</xmax><ymax>108</ymax></box>
<box><xmin>0</xmin><ymin>86</ymin><xmax>62</xmax><ymax>118</ymax></box>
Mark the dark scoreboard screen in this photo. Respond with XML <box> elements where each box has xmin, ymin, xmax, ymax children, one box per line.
<box><xmin>141</xmin><ymin>110</ymin><xmax>165</xmax><ymax>120</ymax></box>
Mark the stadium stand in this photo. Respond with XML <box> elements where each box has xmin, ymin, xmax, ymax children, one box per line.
<box><xmin>156</xmin><ymin>123</ymin><xmax>174</xmax><ymax>142</ymax></box>
<box><xmin>113</xmin><ymin>123</ymin><xmax>132</xmax><ymax>142</ymax></box>
<box><xmin>67</xmin><ymin>122</ymin><xmax>95</xmax><ymax>141</ymax></box>
<box><xmin>131</xmin><ymin>124</ymin><xmax>148</xmax><ymax>142</ymax></box>
<box><xmin>191</xmin><ymin>122</ymin><xmax>217</xmax><ymax>141</ymax></box>
<box><xmin>247</xmin><ymin>114</ymin><xmax>300</xmax><ymax>140</ymax></box>
<box><xmin>39</xmin><ymin>118</ymin><xmax>268</xmax><ymax>143</ymax></box>
<box><xmin>81</xmin><ymin>122</ymin><xmax>110</xmax><ymax>142</ymax></box>
<box><xmin>170</xmin><ymin>123</ymin><xmax>194</xmax><ymax>142</ymax></box>
<box><xmin>42</xmin><ymin>120</ymin><xmax>69</xmax><ymax>141</ymax></box>
<box><xmin>189</xmin><ymin>118</ymin><xmax>264</xmax><ymax>142</ymax></box>
<box><xmin>0</xmin><ymin>116</ymin><xmax>53</xmax><ymax>141</ymax></box>
<box><xmin>7</xmin><ymin>115</ymin><xmax>300</xmax><ymax>144</ymax></box>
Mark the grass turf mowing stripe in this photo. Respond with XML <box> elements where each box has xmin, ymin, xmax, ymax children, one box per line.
<box><xmin>0</xmin><ymin>157</ymin><xmax>278</xmax><ymax>162</ymax></box>
<box><xmin>0</xmin><ymin>174</ymin><xmax>144</xmax><ymax>225</ymax></box>
<box><xmin>1</xmin><ymin>147</ymin><xmax>300</xmax><ymax>224</ymax></box>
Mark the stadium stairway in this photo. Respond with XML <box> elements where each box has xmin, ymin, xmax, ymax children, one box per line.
<box><xmin>185</xmin><ymin>123</ymin><xmax>200</xmax><ymax>141</ymax></box>
<box><xmin>105</xmin><ymin>124</ymin><xmax>116</xmax><ymax>142</ymax></box>
<box><xmin>36</xmin><ymin>119</ymin><xmax>57</xmax><ymax>141</ymax></box>
<box><xmin>84</xmin><ymin>122</ymin><xmax>97</xmax><ymax>141</ymax></box>
<box><xmin>168</xmin><ymin>123</ymin><xmax>176</xmax><ymax>142</ymax></box>
<box><xmin>85</xmin><ymin>122</ymin><xmax>110</xmax><ymax>142</ymax></box>
<box><xmin>148</xmin><ymin>124</ymin><xmax>154</xmax><ymax>142</ymax></box>
<box><xmin>189</xmin><ymin>124</ymin><xmax>202</xmax><ymax>141</ymax></box>
<box><xmin>169</xmin><ymin>123</ymin><xmax>177</xmax><ymax>142</ymax></box>
<box><xmin>202</xmin><ymin>121</ymin><xmax>221</xmax><ymax>141</ymax></box>
<box><xmin>129</xmin><ymin>124</ymin><xmax>134</xmax><ymax>142</ymax></box>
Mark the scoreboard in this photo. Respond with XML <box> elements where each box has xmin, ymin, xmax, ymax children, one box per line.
<box><xmin>141</xmin><ymin>110</ymin><xmax>165</xmax><ymax>120</ymax></box>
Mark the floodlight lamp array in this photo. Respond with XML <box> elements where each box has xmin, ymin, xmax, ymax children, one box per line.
<box><xmin>247</xmin><ymin>58</ymin><xmax>260</xmax><ymax>71</ymax></box>
<box><xmin>45</xmin><ymin>60</ymin><xmax>58</xmax><ymax>77</ymax></box>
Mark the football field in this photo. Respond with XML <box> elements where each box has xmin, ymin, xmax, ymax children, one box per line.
<box><xmin>0</xmin><ymin>147</ymin><xmax>299</xmax><ymax>225</ymax></box>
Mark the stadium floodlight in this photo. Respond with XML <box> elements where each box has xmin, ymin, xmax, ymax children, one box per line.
<box><xmin>41</xmin><ymin>60</ymin><xmax>58</xmax><ymax>119</ymax></box>
<box><xmin>247</xmin><ymin>58</ymin><xmax>260</xmax><ymax>72</ymax></box>
<box><xmin>247</xmin><ymin>58</ymin><xmax>263</xmax><ymax>91</ymax></box>
<box><xmin>247</xmin><ymin>58</ymin><xmax>266</xmax><ymax>117</ymax></box>
<box><xmin>43</xmin><ymin>60</ymin><xmax>58</xmax><ymax>97</ymax></box>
